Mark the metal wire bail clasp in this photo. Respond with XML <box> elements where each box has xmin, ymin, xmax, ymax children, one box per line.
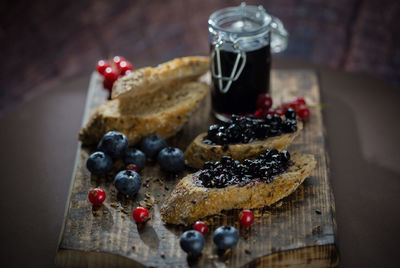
<box><xmin>210</xmin><ymin>39</ymin><xmax>247</xmax><ymax>94</ymax></box>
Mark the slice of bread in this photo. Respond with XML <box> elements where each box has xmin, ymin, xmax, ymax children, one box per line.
<box><xmin>112</xmin><ymin>56</ymin><xmax>210</xmax><ymax>99</ymax></box>
<box><xmin>184</xmin><ymin>121</ymin><xmax>303</xmax><ymax>169</ymax></box>
<box><xmin>161</xmin><ymin>152</ymin><xmax>316</xmax><ymax>225</ymax></box>
<box><xmin>79</xmin><ymin>81</ymin><xmax>209</xmax><ymax>145</ymax></box>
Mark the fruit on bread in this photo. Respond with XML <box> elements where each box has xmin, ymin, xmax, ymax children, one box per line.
<box><xmin>184</xmin><ymin>119</ymin><xmax>303</xmax><ymax>169</ymax></box>
<box><xmin>111</xmin><ymin>56</ymin><xmax>210</xmax><ymax>99</ymax></box>
<box><xmin>79</xmin><ymin>80</ymin><xmax>209</xmax><ymax>145</ymax></box>
<box><xmin>160</xmin><ymin>152</ymin><xmax>316</xmax><ymax>225</ymax></box>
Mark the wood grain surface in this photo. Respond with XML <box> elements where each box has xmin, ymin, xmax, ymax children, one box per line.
<box><xmin>56</xmin><ymin>70</ymin><xmax>339</xmax><ymax>267</ymax></box>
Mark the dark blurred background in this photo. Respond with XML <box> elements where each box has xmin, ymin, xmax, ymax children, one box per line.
<box><xmin>1</xmin><ymin>0</ymin><xmax>399</xmax><ymax>113</ymax></box>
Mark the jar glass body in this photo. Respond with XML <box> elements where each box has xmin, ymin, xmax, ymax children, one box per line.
<box><xmin>208</xmin><ymin>3</ymin><xmax>288</xmax><ymax>121</ymax></box>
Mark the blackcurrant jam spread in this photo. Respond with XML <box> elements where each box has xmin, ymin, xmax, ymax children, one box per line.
<box><xmin>193</xmin><ymin>149</ymin><xmax>291</xmax><ymax>188</ymax></box>
<box><xmin>203</xmin><ymin>109</ymin><xmax>298</xmax><ymax>146</ymax></box>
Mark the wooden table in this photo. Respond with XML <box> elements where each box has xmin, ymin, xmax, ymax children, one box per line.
<box><xmin>0</xmin><ymin>60</ymin><xmax>399</xmax><ymax>267</ymax></box>
<box><xmin>56</xmin><ymin>69</ymin><xmax>337</xmax><ymax>267</ymax></box>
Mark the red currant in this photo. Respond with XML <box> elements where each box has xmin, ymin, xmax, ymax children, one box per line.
<box><xmin>126</xmin><ymin>163</ymin><xmax>139</xmax><ymax>173</ymax></box>
<box><xmin>294</xmin><ymin>96</ymin><xmax>306</xmax><ymax>106</ymax></box>
<box><xmin>193</xmin><ymin>221</ymin><xmax>208</xmax><ymax>235</ymax></box>
<box><xmin>256</xmin><ymin>94</ymin><xmax>273</xmax><ymax>111</ymax></box>
<box><xmin>297</xmin><ymin>105</ymin><xmax>310</xmax><ymax>120</ymax></box>
<box><xmin>118</xmin><ymin>60</ymin><xmax>134</xmax><ymax>76</ymax></box>
<box><xmin>239</xmin><ymin>209</ymin><xmax>254</xmax><ymax>227</ymax></box>
<box><xmin>265</xmin><ymin>109</ymin><xmax>276</xmax><ymax>116</ymax></box>
<box><xmin>281</xmin><ymin>101</ymin><xmax>298</xmax><ymax>111</ymax></box>
<box><xmin>104</xmin><ymin>67</ymin><xmax>119</xmax><ymax>83</ymax></box>
<box><xmin>132</xmin><ymin>207</ymin><xmax>149</xmax><ymax>224</ymax></box>
<box><xmin>96</xmin><ymin>60</ymin><xmax>111</xmax><ymax>76</ymax></box>
<box><xmin>274</xmin><ymin>107</ymin><xmax>286</xmax><ymax>116</ymax></box>
<box><xmin>253</xmin><ymin>109</ymin><xmax>263</xmax><ymax>119</ymax></box>
<box><xmin>113</xmin><ymin>56</ymin><xmax>126</xmax><ymax>65</ymax></box>
<box><xmin>88</xmin><ymin>188</ymin><xmax>106</xmax><ymax>206</ymax></box>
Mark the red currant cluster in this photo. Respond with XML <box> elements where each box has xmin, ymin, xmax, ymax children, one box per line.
<box><xmin>96</xmin><ymin>56</ymin><xmax>134</xmax><ymax>93</ymax></box>
<box><xmin>254</xmin><ymin>94</ymin><xmax>311</xmax><ymax>120</ymax></box>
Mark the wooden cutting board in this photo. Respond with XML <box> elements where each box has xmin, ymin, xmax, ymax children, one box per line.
<box><xmin>56</xmin><ymin>70</ymin><xmax>339</xmax><ymax>267</ymax></box>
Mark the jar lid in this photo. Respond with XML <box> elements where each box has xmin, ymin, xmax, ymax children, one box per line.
<box><xmin>208</xmin><ymin>3</ymin><xmax>271</xmax><ymax>37</ymax></box>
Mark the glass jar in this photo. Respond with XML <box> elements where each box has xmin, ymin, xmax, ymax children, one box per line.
<box><xmin>208</xmin><ymin>2</ymin><xmax>288</xmax><ymax>121</ymax></box>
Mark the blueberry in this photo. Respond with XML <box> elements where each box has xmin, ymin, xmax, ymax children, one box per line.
<box><xmin>203</xmin><ymin>161</ymin><xmax>215</xmax><ymax>170</ymax></box>
<box><xmin>280</xmin><ymin>150</ymin><xmax>290</xmax><ymax>162</ymax></box>
<box><xmin>113</xmin><ymin>170</ymin><xmax>141</xmax><ymax>195</ymax></box>
<box><xmin>282</xmin><ymin>119</ymin><xmax>298</xmax><ymax>133</ymax></box>
<box><xmin>140</xmin><ymin>135</ymin><xmax>167</xmax><ymax>160</ymax></box>
<box><xmin>180</xmin><ymin>230</ymin><xmax>204</xmax><ymax>256</ymax></box>
<box><xmin>98</xmin><ymin>131</ymin><xmax>129</xmax><ymax>159</ymax></box>
<box><xmin>86</xmin><ymin>151</ymin><xmax>113</xmax><ymax>175</ymax></box>
<box><xmin>285</xmin><ymin>108</ymin><xmax>297</xmax><ymax>120</ymax></box>
<box><xmin>272</xmin><ymin>114</ymin><xmax>282</xmax><ymax>124</ymax></box>
<box><xmin>157</xmin><ymin>147</ymin><xmax>185</xmax><ymax>173</ymax></box>
<box><xmin>264</xmin><ymin>114</ymin><xmax>273</xmax><ymax>123</ymax></box>
<box><xmin>264</xmin><ymin>148</ymin><xmax>279</xmax><ymax>160</ymax></box>
<box><xmin>208</xmin><ymin>124</ymin><xmax>220</xmax><ymax>136</ymax></box>
<box><xmin>213</xmin><ymin>226</ymin><xmax>239</xmax><ymax>250</ymax></box>
<box><xmin>220</xmin><ymin>156</ymin><xmax>234</xmax><ymax>166</ymax></box>
<box><xmin>214</xmin><ymin>132</ymin><xmax>228</xmax><ymax>145</ymax></box>
<box><xmin>123</xmin><ymin>149</ymin><xmax>146</xmax><ymax>170</ymax></box>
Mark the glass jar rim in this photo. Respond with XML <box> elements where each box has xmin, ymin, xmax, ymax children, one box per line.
<box><xmin>208</xmin><ymin>4</ymin><xmax>272</xmax><ymax>37</ymax></box>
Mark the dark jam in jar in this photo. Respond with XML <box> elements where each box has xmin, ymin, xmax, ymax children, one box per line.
<box><xmin>211</xmin><ymin>44</ymin><xmax>271</xmax><ymax>115</ymax></box>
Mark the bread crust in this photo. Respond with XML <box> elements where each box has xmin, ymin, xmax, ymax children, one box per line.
<box><xmin>184</xmin><ymin>121</ymin><xmax>303</xmax><ymax>168</ymax></box>
<box><xmin>161</xmin><ymin>152</ymin><xmax>316</xmax><ymax>225</ymax></box>
<box><xmin>79</xmin><ymin>81</ymin><xmax>209</xmax><ymax>145</ymax></box>
<box><xmin>112</xmin><ymin>56</ymin><xmax>210</xmax><ymax>99</ymax></box>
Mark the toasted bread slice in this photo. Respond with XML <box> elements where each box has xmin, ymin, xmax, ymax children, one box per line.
<box><xmin>112</xmin><ymin>56</ymin><xmax>210</xmax><ymax>99</ymax></box>
<box><xmin>184</xmin><ymin>121</ymin><xmax>303</xmax><ymax>169</ymax></box>
<box><xmin>79</xmin><ymin>81</ymin><xmax>209</xmax><ymax>145</ymax></box>
<box><xmin>161</xmin><ymin>152</ymin><xmax>316</xmax><ymax>225</ymax></box>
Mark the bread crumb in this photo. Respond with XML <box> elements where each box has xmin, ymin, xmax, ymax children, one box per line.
<box><xmin>312</xmin><ymin>225</ymin><xmax>322</xmax><ymax>235</ymax></box>
<box><xmin>120</xmin><ymin>208</ymin><xmax>129</xmax><ymax>214</ymax></box>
